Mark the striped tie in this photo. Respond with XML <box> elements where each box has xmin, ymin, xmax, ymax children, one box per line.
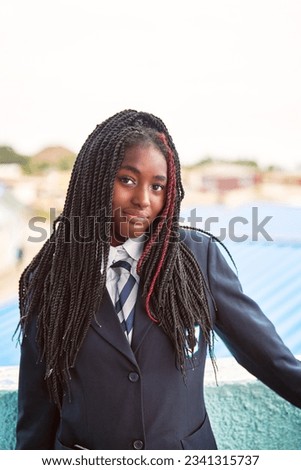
<box><xmin>111</xmin><ymin>259</ymin><xmax>138</xmax><ymax>343</ymax></box>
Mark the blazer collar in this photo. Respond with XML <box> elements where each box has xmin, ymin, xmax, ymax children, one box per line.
<box><xmin>91</xmin><ymin>285</ymin><xmax>154</xmax><ymax>364</ymax></box>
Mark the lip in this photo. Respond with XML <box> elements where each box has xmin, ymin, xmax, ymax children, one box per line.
<box><xmin>123</xmin><ymin>210</ymin><xmax>149</xmax><ymax>221</ymax></box>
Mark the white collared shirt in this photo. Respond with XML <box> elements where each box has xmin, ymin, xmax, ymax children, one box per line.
<box><xmin>106</xmin><ymin>236</ymin><xmax>145</xmax><ymax>305</ymax></box>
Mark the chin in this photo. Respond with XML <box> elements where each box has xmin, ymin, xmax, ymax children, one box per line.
<box><xmin>129</xmin><ymin>230</ymin><xmax>145</xmax><ymax>239</ymax></box>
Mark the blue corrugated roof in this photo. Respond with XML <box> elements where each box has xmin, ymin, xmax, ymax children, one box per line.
<box><xmin>1</xmin><ymin>203</ymin><xmax>301</xmax><ymax>365</ymax></box>
<box><xmin>181</xmin><ymin>201</ymin><xmax>301</xmax><ymax>243</ymax></box>
<box><xmin>213</xmin><ymin>240</ymin><xmax>301</xmax><ymax>358</ymax></box>
<box><xmin>0</xmin><ymin>298</ymin><xmax>20</xmax><ymax>366</ymax></box>
<box><xmin>180</xmin><ymin>201</ymin><xmax>301</xmax><ymax>358</ymax></box>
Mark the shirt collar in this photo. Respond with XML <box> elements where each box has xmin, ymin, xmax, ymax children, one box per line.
<box><xmin>123</xmin><ymin>235</ymin><xmax>145</xmax><ymax>261</ymax></box>
<box><xmin>108</xmin><ymin>235</ymin><xmax>145</xmax><ymax>266</ymax></box>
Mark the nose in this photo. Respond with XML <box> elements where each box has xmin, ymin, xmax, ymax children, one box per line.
<box><xmin>131</xmin><ymin>185</ymin><xmax>151</xmax><ymax>208</ymax></box>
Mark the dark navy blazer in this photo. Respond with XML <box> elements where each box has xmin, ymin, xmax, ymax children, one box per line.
<box><xmin>15</xmin><ymin>230</ymin><xmax>301</xmax><ymax>449</ymax></box>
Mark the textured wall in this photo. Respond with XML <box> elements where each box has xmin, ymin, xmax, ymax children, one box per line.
<box><xmin>1</xmin><ymin>383</ymin><xmax>301</xmax><ymax>450</ymax></box>
<box><xmin>205</xmin><ymin>382</ymin><xmax>301</xmax><ymax>450</ymax></box>
<box><xmin>0</xmin><ymin>391</ymin><xmax>18</xmax><ymax>450</ymax></box>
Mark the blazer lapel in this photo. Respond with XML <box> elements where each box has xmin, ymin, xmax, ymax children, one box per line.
<box><xmin>131</xmin><ymin>285</ymin><xmax>155</xmax><ymax>354</ymax></box>
<box><xmin>91</xmin><ymin>289</ymin><xmax>137</xmax><ymax>365</ymax></box>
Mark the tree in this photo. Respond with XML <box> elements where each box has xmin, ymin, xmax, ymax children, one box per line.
<box><xmin>0</xmin><ymin>146</ymin><xmax>28</xmax><ymax>164</ymax></box>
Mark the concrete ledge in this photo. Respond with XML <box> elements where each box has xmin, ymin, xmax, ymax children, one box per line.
<box><xmin>0</xmin><ymin>390</ymin><xmax>18</xmax><ymax>450</ymax></box>
<box><xmin>205</xmin><ymin>382</ymin><xmax>301</xmax><ymax>449</ymax></box>
<box><xmin>1</xmin><ymin>359</ymin><xmax>301</xmax><ymax>450</ymax></box>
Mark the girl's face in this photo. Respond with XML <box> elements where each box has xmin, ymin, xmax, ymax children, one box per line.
<box><xmin>111</xmin><ymin>143</ymin><xmax>167</xmax><ymax>246</ymax></box>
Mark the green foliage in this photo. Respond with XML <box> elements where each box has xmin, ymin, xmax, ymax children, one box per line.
<box><xmin>22</xmin><ymin>156</ymin><xmax>75</xmax><ymax>175</ymax></box>
<box><xmin>57</xmin><ymin>154</ymin><xmax>76</xmax><ymax>171</ymax></box>
<box><xmin>232</xmin><ymin>159</ymin><xmax>258</xmax><ymax>168</ymax></box>
<box><xmin>0</xmin><ymin>146</ymin><xmax>28</xmax><ymax>164</ymax></box>
<box><xmin>20</xmin><ymin>159</ymin><xmax>33</xmax><ymax>175</ymax></box>
<box><xmin>184</xmin><ymin>156</ymin><xmax>259</xmax><ymax>169</ymax></box>
<box><xmin>0</xmin><ymin>146</ymin><xmax>76</xmax><ymax>175</ymax></box>
<box><xmin>197</xmin><ymin>157</ymin><xmax>214</xmax><ymax>166</ymax></box>
<box><xmin>266</xmin><ymin>164</ymin><xmax>282</xmax><ymax>172</ymax></box>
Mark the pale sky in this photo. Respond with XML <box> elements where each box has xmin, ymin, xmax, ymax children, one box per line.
<box><xmin>1</xmin><ymin>0</ymin><xmax>301</xmax><ymax>169</ymax></box>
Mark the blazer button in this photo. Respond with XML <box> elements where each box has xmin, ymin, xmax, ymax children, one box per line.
<box><xmin>133</xmin><ymin>439</ymin><xmax>144</xmax><ymax>450</ymax></box>
<box><xmin>128</xmin><ymin>372</ymin><xmax>140</xmax><ymax>382</ymax></box>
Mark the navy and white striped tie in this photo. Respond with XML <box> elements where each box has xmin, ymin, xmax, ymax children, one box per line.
<box><xmin>112</xmin><ymin>259</ymin><xmax>138</xmax><ymax>343</ymax></box>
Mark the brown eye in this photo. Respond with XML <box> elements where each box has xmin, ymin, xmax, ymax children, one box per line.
<box><xmin>119</xmin><ymin>176</ymin><xmax>135</xmax><ymax>186</ymax></box>
<box><xmin>152</xmin><ymin>184</ymin><xmax>164</xmax><ymax>191</ymax></box>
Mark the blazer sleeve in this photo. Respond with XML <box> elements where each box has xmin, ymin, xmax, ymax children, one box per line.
<box><xmin>15</xmin><ymin>316</ymin><xmax>60</xmax><ymax>449</ymax></box>
<box><xmin>207</xmin><ymin>238</ymin><xmax>301</xmax><ymax>408</ymax></box>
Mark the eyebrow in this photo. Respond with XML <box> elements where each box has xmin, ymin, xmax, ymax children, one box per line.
<box><xmin>119</xmin><ymin>164</ymin><xmax>167</xmax><ymax>182</ymax></box>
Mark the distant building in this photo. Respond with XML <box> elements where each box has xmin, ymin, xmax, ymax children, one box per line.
<box><xmin>0</xmin><ymin>184</ymin><xmax>26</xmax><ymax>274</ymax></box>
<box><xmin>264</xmin><ymin>169</ymin><xmax>301</xmax><ymax>186</ymax></box>
<box><xmin>182</xmin><ymin>162</ymin><xmax>261</xmax><ymax>193</ymax></box>
<box><xmin>0</xmin><ymin>164</ymin><xmax>22</xmax><ymax>180</ymax></box>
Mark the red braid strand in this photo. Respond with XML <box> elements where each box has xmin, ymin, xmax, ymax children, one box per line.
<box><xmin>141</xmin><ymin>133</ymin><xmax>177</xmax><ymax>322</ymax></box>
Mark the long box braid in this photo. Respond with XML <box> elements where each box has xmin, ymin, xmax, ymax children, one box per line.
<box><xmin>19</xmin><ymin>109</ymin><xmax>218</xmax><ymax>406</ymax></box>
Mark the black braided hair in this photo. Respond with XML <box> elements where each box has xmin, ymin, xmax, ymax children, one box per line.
<box><xmin>19</xmin><ymin>109</ymin><xmax>219</xmax><ymax>406</ymax></box>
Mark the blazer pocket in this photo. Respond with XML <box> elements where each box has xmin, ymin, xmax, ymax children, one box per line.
<box><xmin>183</xmin><ymin>354</ymin><xmax>201</xmax><ymax>370</ymax></box>
<box><xmin>180</xmin><ymin>414</ymin><xmax>217</xmax><ymax>450</ymax></box>
<box><xmin>55</xmin><ymin>438</ymin><xmax>74</xmax><ymax>450</ymax></box>
<box><xmin>55</xmin><ymin>438</ymin><xmax>89</xmax><ymax>450</ymax></box>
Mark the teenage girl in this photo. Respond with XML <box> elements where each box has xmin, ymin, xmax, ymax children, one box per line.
<box><xmin>16</xmin><ymin>110</ymin><xmax>301</xmax><ymax>450</ymax></box>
